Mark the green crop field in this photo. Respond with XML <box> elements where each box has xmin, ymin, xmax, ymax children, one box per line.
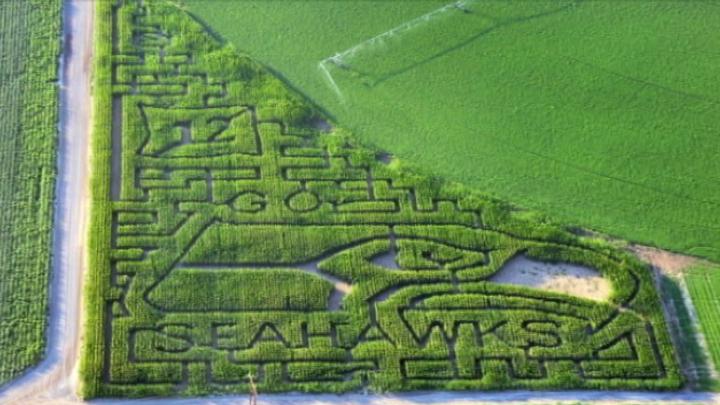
<box><xmin>0</xmin><ymin>0</ymin><xmax>61</xmax><ymax>385</ymax></box>
<box><xmin>82</xmin><ymin>0</ymin><xmax>681</xmax><ymax>397</ymax></box>
<box><xmin>184</xmin><ymin>0</ymin><xmax>720</xmax><ymax>263</ymax></box>
<box><xmin>685</xmin><ymin>265</ymin><xmax>720</xmax><ymax>380</ymax></box>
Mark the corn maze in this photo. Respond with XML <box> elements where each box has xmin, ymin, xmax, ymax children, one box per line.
<box><xmin>82</xmin><ymin>0</ymin><xmax>681</xmax><ymax>397</ymax></box>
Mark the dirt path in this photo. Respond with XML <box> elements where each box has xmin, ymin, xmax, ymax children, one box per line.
<box><xmin>0</xmin><ymin>0</ymin><xmax>93</xmax><ymax>403</ymax></box>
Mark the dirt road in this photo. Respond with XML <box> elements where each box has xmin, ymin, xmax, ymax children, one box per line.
<box><xmin>0</xmin><ymin>0</ymin><xmax>93</xmax><ymax>403</ymax></box>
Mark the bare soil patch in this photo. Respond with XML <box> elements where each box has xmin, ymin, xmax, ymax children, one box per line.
<box><xmin>631</xmin><ymin>244</ymin><xmax>700</xmax><ymax>276</ymax></box>
<box><xmin>489</xmin><ymin>255</ymin><xmax>611</xmax><ymax>301</ymax></box>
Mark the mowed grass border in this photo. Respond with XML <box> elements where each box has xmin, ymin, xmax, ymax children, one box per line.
<box><xmin>80</xmin><ymin>0</ymin><xmax>113</xmax><ymax>397</ymax></box>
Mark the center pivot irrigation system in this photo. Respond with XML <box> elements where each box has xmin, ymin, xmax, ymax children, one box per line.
<box><xmin>318</xmin><ymin>0</ymin><xmax>476</xmax><ymax>101</ymax></box>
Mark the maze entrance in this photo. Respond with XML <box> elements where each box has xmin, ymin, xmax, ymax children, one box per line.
<box><xmin>85</xmin><ymin>0</ymin><xmax>681</xmax><ymax>396</ymax></box>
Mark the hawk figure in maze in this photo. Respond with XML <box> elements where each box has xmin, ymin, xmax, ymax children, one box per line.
<box><xmin>94</xmin><ymin>0</ymin><xmax>680</xmax><ymax>396</ymax></box>
<box><xmin>143</xmin><ymin>224</ymin><xmax>670</xmax><ymax>390</ymax></box>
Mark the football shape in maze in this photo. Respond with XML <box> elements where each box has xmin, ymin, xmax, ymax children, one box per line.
<box><xmin>92</xmin><ymin>0</ymin><xmax>680</xmax><ymax>396</ymax></box>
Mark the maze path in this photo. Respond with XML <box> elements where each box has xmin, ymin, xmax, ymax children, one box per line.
<box><xmin>85</xmin><ymin>0</ymin><xmax>681</xmax><ymax>396</ymax></box>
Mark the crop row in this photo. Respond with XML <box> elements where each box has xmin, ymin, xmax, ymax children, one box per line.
<box><xmin>0</xmin><ymin>0</ymin><xmax>61</xmax><ymax>386</ymax></box>
<box><xmin>685</xmin><ymin>265</ymin><xmax>720</xmax><ymax>382</ymax></box>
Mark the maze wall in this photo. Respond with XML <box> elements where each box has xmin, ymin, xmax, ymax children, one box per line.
<box><xmin>83</xmin><ymin>0</ymin><xmax>681</xmax><ymax>397</ymax></box>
